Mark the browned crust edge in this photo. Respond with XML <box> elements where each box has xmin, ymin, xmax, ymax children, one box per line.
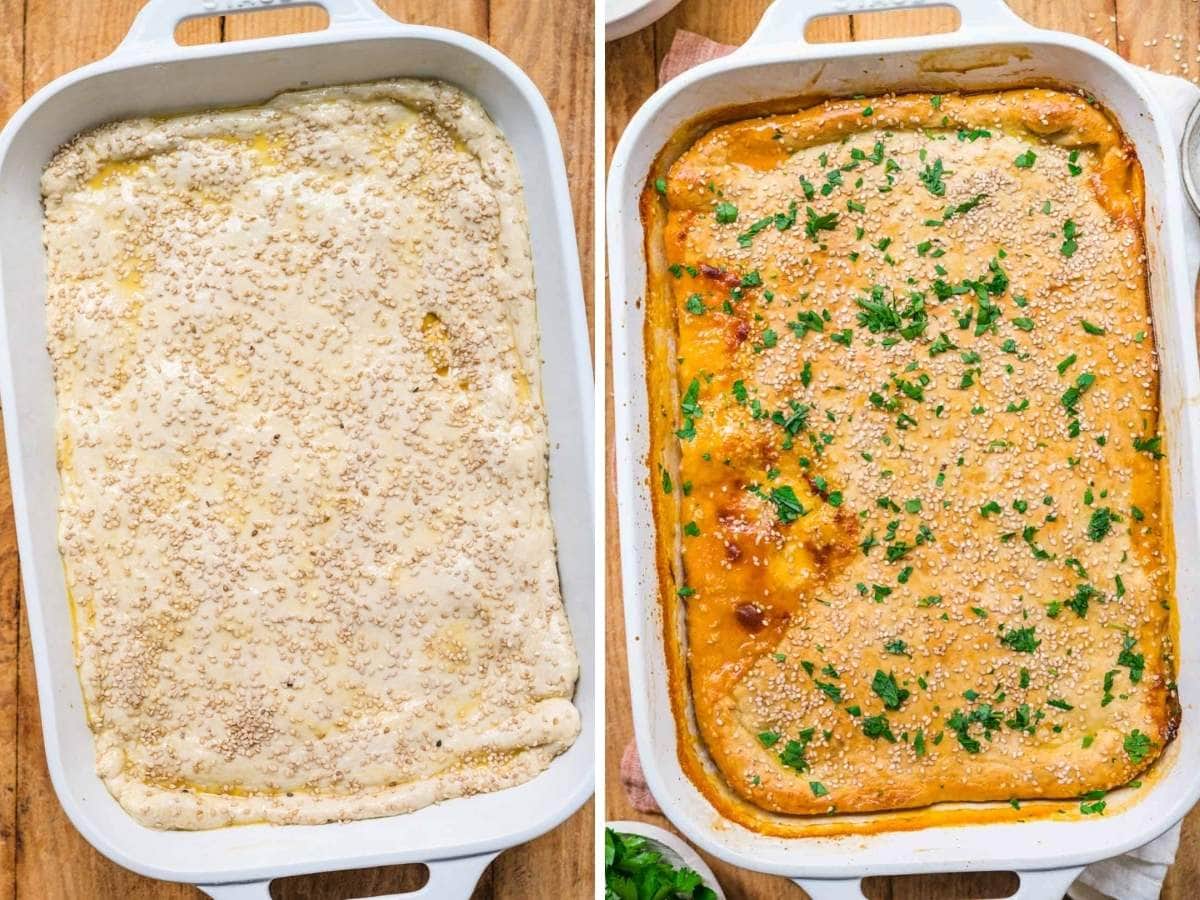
<box><xmin>638</xmin><ymin>87</ymin><xmax>1177</xmax><ymax>838</ymax></box>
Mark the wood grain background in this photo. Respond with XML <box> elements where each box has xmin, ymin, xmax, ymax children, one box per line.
<box><xmin>0</xmin><ymin>1</ymin><xmax>593</xmax><ymax>897</ymax></box>
<box><xmin>605</xmin><ymin>2</ymin><xmax>1200</xmax><ymax>898</ymax></box>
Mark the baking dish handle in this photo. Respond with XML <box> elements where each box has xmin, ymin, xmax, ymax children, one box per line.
<box><xmin>745</xmin><ymin>0</ymin><xmax>1026</xmax><ymax>49</ymax></box>
<box><xmin>196</xmin><ymin>850</ymin><xmax>499</xmax><ymax>900</ymax></box>
<box><xmin>794</xmin><ymin>865</ymin><xmax>1084</xmax><ymax>899</ymax></box>
<box><xmin>114</xmin><ymin>0</ymin><xmax>397</xmax><ymax>57</ymax></box>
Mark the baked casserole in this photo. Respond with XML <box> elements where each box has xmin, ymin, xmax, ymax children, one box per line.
<box><xmin>645</xmin><ymin>89</ymin><xmax>1175</xmax><ymax>821</ymax></box>
<box><xmin>41</xmin><ymin>80</ymin><xmax>579</xmax><ymax>829</ymax></box>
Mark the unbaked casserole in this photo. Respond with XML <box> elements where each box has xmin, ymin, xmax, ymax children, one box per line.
<box><xmin>41</xmin><ymin>79</ymin><xmax>579</xmax><ymax>829</ymax></box>
<box><xmin>644</xmin><ymin>89</ymin><xmax>1176</xmax><ymax>823</ymax></box>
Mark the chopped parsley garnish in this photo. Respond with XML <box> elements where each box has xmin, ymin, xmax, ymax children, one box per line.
<box><xmin>913</xmin><ymin>729</ymin><xmax>927</xmax><ymax>756</ymax></box>
<box><xmin>757</xmin><ymin>731</ymin><xmax>780</xmax><ymax>748</ymax></box>
<box><xmin>1022</xmin><ymin>525</ymin><xmax>1053</xmax><ymax>560</ymax></box>
<box><xmin>1081</xmin><ymin>319</ymin><xmax>1105</xmax><ymax>335</ymax></box>
<box><xmin>926</xmin><ymin>193</ymin><xmax>986</xmax><ymax>226</ymax></box>
<box><xmin>1065</xmin><ymin>583</ymin><xmax>1100</xmax><ymax>619</ymax></box>
<box><xmin>1061</xmin><ymin>219</ymin><xmax>1079</xmax><ymax>257</ymax></box>
<box><xmin>1118</xmin><ymin>634</ymin><xmax>1144</xmax><ymax>683</ymax></box>
<box><xmin>685</xmin><ymin>294</ymin><xmax>705</xmax><ymax>315</ymax></box>
<box><xmin>1133</xmin><ymin>434</ymin><xmax>1163</xmax><ymax>459</ymax></box>
<box><xmin>714</xmin><ymin>201</ymin><xmax>738</xmax><ymax>224</ymax></box>
<box><xmin>1061</xmin><ymin>371</ymin><xmax>1095</xmax><ymax>415</ymax></box>
<box><xmin>654</xmin><ymin>177</ymin><xmax>668</xmax><ymax>195</ymax></box>
<box><xmin>805</xmin><ymin>206</ymin><xmax>840</xmax><ymax>240</ymax></box>
<box><xmin>929</xmin><ymin>332</ymin><xmax>957</xmax><ymax>355</ymax></box>
<box><xmin>871</xmin><ymin>670</ymin><xmax>910</xmax><ymax>710</ymax></box>
<box><xmin>778</xmin><ymin>738</ymin><xmax>810</xmax><ymax>773</ymax></box>
<box><xmin>1087</xmin><ymin>506</ymin><xmax>1116</xmax><ymax>542</ymax></box>
<box><xmin>763</xmin><ymin>485</ymin><xmax>805</xmax><ymax>524</ymax></box>
<box><xmin>737</xmin><ymin>217</ymin><xmax>772</xmax><ymax>247</ymax></box>
<box><xmin>1125</xmin><ymin>729</ymin><xmax>1153</xmax><ymax>764</ymax></box>
<box><xmin>999</xmin><ymin>625</ymin><xmax>1040</xmax><ymax>654</ymax></box>
<box><xmin>676</xmin><ymin>378</ymin><xmax>701</xmax><ymax>441</ymax></box>
<box><xmin>789</xmin><ymin>309</ymin><xmax>826</xmax><ymax>338</ymax></box>
<box><xmin>919</xmin><ymin>157</ymin><xmax>947</xmax><ymax>196</ymax></box>
<box><xmin>1006</xmin><ymin>704</ymin><xmax>1037</xmax><ymax>734</ymax></box>
<box><xmin>1080</xmin><ymin>790</ymin><xmax>1107</xmax><ymax>815</ymax></box>
<box><xmin>771</xmin><ymin>400</ymin><xmax>809</xmax><ymax>437</ymax></box>
<box><xmin>815</xmin><ymin>680</ymin><xmax>842</xmax><ymax>702</ymax></box>
<box><xmin>862</xmin><ymin>714</ymin><xmax>896</xmax><ymax>742</ymax></box>
<box><xmin>775</xmin><ymin>200</ymin><xmax>799</xmax><ymax>231</ymax></box>
<box><xmin>947</xmin><ymin>705</ymin><xmax>1002</xmax><ymax>753</ymax></box>
<box><xmin>1014</xmin><ymin>149</ymin><xmax>1037</xmax><ymax>168</ymax></box>
<box><xmin>809</xmin><ymin>781</ymin><xmax>829</xmax><ymax>798</ymax></box>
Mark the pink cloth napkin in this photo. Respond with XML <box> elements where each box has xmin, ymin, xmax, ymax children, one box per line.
<box><xmin>657</xmin><ymin>30</ymin><xmax>734</xmax><ymax>85</ymax></box>
<box><xmin>620</xmin><ymin>739</ymin><xmax>662</xmax><ymax>814</ymax></box>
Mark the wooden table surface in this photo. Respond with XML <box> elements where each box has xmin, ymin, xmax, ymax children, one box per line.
<box><xmin>605</xmin><ymin>2</ymin><xmax>1200</xmax><ymax>898</ymax></box>
<box><xmin>0</xmin><ymin>1</ymin><xmax>593</xmax><ymax>898</ymax></box>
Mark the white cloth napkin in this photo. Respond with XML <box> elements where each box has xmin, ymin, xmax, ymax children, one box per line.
<box><xmin>648</xmin><ymin>29</ymin><xmax>1200</xmax><ymax>898</ymax></box>
<box><xmin>1069</xmin><ymin>823</ymin><xmax>1181</xmax><ymax>899</ymax></box>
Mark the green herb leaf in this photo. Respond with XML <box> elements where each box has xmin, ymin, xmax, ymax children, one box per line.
<box><xmin>871</xmin><ymin>670</ymin><xmax>911</xmax><ymax>710</ymax></box>
<box><xmin>1014</xmin><ymin>149</ymin><xmax>1037</xmax><ymax>169</ymax></box>
<box><xmin>919</xmin><ymin>158</ymin><xmax>948</xmax><ymax>196</ymax></box>
<box><xmin>805</xmin><ymin>206</ymin><xmax>840</xmax><ymax>240</ymax></box>
<box><xmin>862</xmin><ymin>714</ymin><xmax>897</xmax><ymax>742</ymax></box>
<box><xmin>1000</xmin><ymin>625</ymin><xmax>1041</xmax><ymax>654</ymax></box>
<box><xmin>1124</xmin><ymin>729</ymin><xmax>1154</xmax><ymax>764</ymax></box>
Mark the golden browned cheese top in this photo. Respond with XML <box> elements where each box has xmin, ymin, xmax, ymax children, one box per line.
<box><xmin>655</xmin><ymin>89</ymin><xmax>1173</xmax><ymax>817</ymax></box>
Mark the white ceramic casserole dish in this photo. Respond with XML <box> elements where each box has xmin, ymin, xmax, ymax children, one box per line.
<box><xmin>608</xmin><ymin>1</ymin><xmax>1200</xmax><ymax>895</ymax></box>
<box><xmin>0</xmin><ymin>0</ymin><xmax>594</xmax><ymax>896</ymax></box>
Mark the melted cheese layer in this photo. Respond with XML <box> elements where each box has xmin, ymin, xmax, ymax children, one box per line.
<box><xmin>42</xmin><ymin>80</ymin><xmax>579</xmax><ymax>829</ymax></box>
<box><xmin>654</xmin><ymin>90</ymin><xmax>1174</xmax><ymax>819</ymax></box>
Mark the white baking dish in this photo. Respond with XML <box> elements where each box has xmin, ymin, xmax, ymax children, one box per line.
<box><xmin>0</xmin><ymin>0</ymin><xmax>593</xmax><ymax>896</ymax></box>
<box><xmin>608</xmin><ymin>0</ymin><xmax>1200</xmax><ymax>895</ymax></box>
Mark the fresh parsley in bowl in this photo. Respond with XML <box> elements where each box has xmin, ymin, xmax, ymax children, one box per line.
<box><xmin>605</xmin><ymin>827</ymin><xmax>719</xmax><ymax>900</ymax></box>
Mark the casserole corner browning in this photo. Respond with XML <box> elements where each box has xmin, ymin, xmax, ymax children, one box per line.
<box><xmin>644</xmin><ymin>88</ymin><xmax>1176</xmax><ymax>831</ymax></box>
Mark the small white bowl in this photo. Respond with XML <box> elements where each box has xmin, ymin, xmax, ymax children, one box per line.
<box><xmin>606</xmin><ymin>820</ymin><xmax>726</xmax><ymax>899</ymax></box>
<box><xmin>605</xmin><ymin>0</ymin><xmax>683</xmax><ymax>42</ymax></box>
